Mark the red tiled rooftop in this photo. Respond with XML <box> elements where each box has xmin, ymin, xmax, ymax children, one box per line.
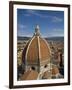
<box><xmin>20</xmin><ymin>70</ymin><xmax>38</xmax><ymax>80</ymax></box>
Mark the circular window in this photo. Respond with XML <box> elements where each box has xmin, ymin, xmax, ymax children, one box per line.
<box><xmin>44</xmin><ymin>65</ymin><xmax>47</xmax><ymax>68</ymax></box>
<box><xmin>31</xmin><ymin>66</ymin><xmax>35</xmax><ymax>70</ymax></box>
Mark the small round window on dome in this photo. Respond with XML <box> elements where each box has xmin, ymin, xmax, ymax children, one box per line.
<box><xmin>31</xmin><ymin>66</ymin><xmax>35</xmax><ymax>70</ymax></box>
<box><xmin>44</xmin><ymin>65</ymin><xmax>47</xmax><ymax>68</ymax></box>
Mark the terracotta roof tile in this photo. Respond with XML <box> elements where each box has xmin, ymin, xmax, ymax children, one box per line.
<box><xmin>27</xmin><ymin>36</ymin><xmax>39</xmax><ymax>64</ymax></box>
<box><xmin>42</xmin><ymin>71</ymin><xmax>51</xmax><ymax>79</ymax></box>
<box><xmin>22</xmin><ymin>35</ymin><xmax>51</xmax><ymax>64</ymax></box>
<box><xmin>40</xmin><ymin>37</ymin><xmax>50</xmax><ymax>61</ymax></box>
<box><xmin>52</xmin><ymin>66</ymin><xmax>59</xmax><ymax>75</ymax></box>
<box><xmin>20</xmin><ymin>70</ymin><xmax>38</xmax><ymax>80</ymax></box>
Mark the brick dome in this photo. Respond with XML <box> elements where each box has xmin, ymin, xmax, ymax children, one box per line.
<box><xmin>22</xmin><ymin>25</ymin><xmax>51</xmax><ymax>65</ymax></box>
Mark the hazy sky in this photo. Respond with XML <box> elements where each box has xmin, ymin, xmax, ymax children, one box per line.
<box><xmin>17</xmin><ymin>9</ymin><xmax>64</xmax><ymax>37</ymax></box>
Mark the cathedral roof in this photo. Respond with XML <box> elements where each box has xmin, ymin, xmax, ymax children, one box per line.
<box><xmin>20</xmin><ymin>70</ymin><xmax>38</xmax><ymax>80</ymax></box>
<box><xmin>42</xmin><ymin>71</ymin><xmax>51</xmax><ymax>79</ymax></box>
<box><xmin>22</xmin><ymin>25</ymin><xmax>51</xmax><ymax>65</ymax></box>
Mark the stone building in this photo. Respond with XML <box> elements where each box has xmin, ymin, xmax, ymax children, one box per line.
<box><xmin>21</xmin><ymin>25</ymin><xmax>51</xmax><ymax>79</ymax></box>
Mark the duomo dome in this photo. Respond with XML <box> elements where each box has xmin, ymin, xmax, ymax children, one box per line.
<box><xmin>22</xmin><ymin>25</ymin><xmax>51</xmax><ymax>72</ymax></box>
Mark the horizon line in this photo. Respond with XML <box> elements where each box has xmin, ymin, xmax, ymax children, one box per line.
<box><xmin>17</xmin><ymin>35</ymin><xmax>64</xmax><ymax>38</ymax></box>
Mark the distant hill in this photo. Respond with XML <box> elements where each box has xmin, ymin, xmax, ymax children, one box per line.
<box><xmin>18</xmin><ymin>36</ymin><xmax>31</xmax><ymax>41</ymax></box>
<box><xmin>18</xmin><ymin>36</ymin><xmax>64</xmax><ymax>41</ymax></box>
<box><xmin>45</xmin><ymin>37</ymin><xmax>64</xmax><ymax>42</ymax></box>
